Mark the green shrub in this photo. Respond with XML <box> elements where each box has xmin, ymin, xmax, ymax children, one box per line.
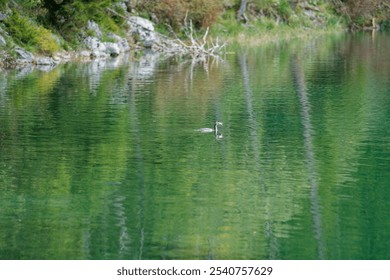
<box><xmin>381</xmin><ymin>19</ymin><xmax>390</xmax><ymax>30</ymax></box>
<box><xmin>4</xmin><ymin>10</ymin><xmax>60</xmax><ymax>55</ymax></box>
<box><xmin>4</xmin><ymin>11</ymin><xmax>37</xmax><ymax>47</ymax></box>
<box><xmin>276</xmin><ymin>0</ymin><xmax>292</xmax><ymax>22</ymax></box>
<box><xmin>41</xmin><ymin>0</ymin><xmax>125</xmax><ymax>45</ymax></box>
<box><xmin>35</xmin><ymin>27</ymin><xmax>60</xmax><ymax>55</ymax></box>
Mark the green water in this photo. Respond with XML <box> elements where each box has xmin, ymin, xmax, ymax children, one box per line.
<box><xmin>0</xmin><ymin>33</ymin><xmax>389</xmax><ymax>260</ymax></box>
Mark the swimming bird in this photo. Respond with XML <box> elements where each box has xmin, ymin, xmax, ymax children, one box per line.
<box><xmin>196</xmin><ymin>121</ymin><xmax>223</xmax><ymax>133</ymax></box>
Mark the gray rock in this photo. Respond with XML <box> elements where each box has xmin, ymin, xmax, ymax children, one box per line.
<box><xmin>83</xmin><ymin>36</ymin><xmax>106</xmax><ymax>52</ymax></box>
<box><xmin>80</xmin><ymin>50</ymin><xmax>92</xmax><ymax>57</ymax></box>
<box><xmin>87</xmin><ymin>20</ymin><xmax>102</xmax><ymax>38</ymax></box>
<box><xmin>119</xmin><ymin>39</ymin><xmax>130</xmax><ymax>52</ymax></box>
<box><xmin>128</xmin><ymin>16</ymin><xmax>159</xmax><ymax>48</ymax></box>
<box><xmin>36</xmin><ymin>57</ymin><xmax>55</xmax><ymax>65</ymax></box>
<box><xmin>106</xmin><ymin>33</ymin><xmax>130</xmax><ymax>52</ymax></box>
<box><xmin>84</xmin><ymin>33</ymin><xmax>130</xmax><ymax>58</ymax></box>
<box><xmin>143</xmin><ymin>33</ymin><xmax>159</xmax><ymax>48</ymax></box>
<box><xmin>129</xmin><ymin>16</ymin><xmax>155</xmax><ymax>32</ymax></box>
<box><xmin>0</xmin><ymin>34</ymin><xmax>6</xmax><ymax>46</ymax></box>
<box><xmin>90</xmin><ymin>50</ymin><xmax>109</xmax><ymax>59</ymax></box>
<box><xmin>104</xmin><ymin>42</ymin><xmax>121</xmax><ymax>57</ymax></box>
<box><xmin>15</xmin><ymin>47</ymin><xmax>35</xmax><ymax>64</ymax></box>
<box><xmin>106</xmin><ymin>33</ymin><xmax>123</xmax><ymax>42</ymax></box>
<box><xmin>52</xmin><ymin>51</ymin><xmax>71</xmax><ymax>63</ymax></box>
<box><xmin>83</xmin><ymin>36</ymin><xmax>98</xmax><ymax>50</ymax></box>
<box><xmin>115</xmin><ymin>1</ymin><xmax>128</xmax><ymax>12</ymax></box>
<box><xmin>0</xmin><ymin>11</ymin><xmax>9</xmax><ymax>21</ymax></box>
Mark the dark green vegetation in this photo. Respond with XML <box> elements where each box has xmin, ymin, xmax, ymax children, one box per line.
<box><xmin>0</xmin><ymin>0</ymin><xmax>389</xmax><ymax>56</ymax></box>
<box><xmin>0</xmin><ymin>0</ymin><xmax>127</xmax><ymax>54</ymax></box>
<box><xmin>0</xmin><ymin>33</ymin><xmax>389</xmax><ymax>259</ymax></box>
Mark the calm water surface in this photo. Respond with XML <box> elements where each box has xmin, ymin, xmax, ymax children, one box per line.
<box><xmin>0</xmin><ymin>33</ymin><xmax>389</xmax><ymax>259</ymax></box>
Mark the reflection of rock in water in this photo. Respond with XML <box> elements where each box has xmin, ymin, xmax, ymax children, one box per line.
<box><xmin>131</xmin><ymin>50</ymin><xmax>160</xmax><ymax>80</ymax></box>
<box><xmin>80</xmin><ymin>51</ymin><xmax>160</xmax><ymax>105</ymax></box>
<box><xmin>0</xmin><ymin>70</ymin><xmax>6</xmax><ymax>102</ymax></box>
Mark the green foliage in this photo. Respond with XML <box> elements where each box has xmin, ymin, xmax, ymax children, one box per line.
<box><xmin>40</xmin><ymin>0</ymin><xmax>125</xmax><ymax>45</ymax></box>
<box><xmin>0</xmin><ymin>0</ymin><xmax>7</xmax><ymax>8</ymax></box>
<box><xmin>4</xmin><ymin>12</ymin><xmax>35</xmax><ymax>47</ymax></box>
<box><xmin>35</xmin><ymin>26</ymin><xmax>60</xmax><ymax>54</ymax></box>
<box><xmin>1</xmin><ymin>0</ymin><xmax>388</xmax><ymax>56</ymax></box>
<box><xmin>276</xmin><ymin>0</ymin><xmax>292</xmax><ymax>21</ymax></box>
<box><xmin>15</xmin><ymin>0</ymin><xmax>42</xmax><ymax>9</ymax></box>
<box><xmin>381</xmin><ymin>19</ymin><xmax>390</xmax><ymax>30</ymax></box>
<box><xmin>213</xmin><ymin>9</ymin><xmax>242</xmax><ymax>35</ymax></box>
<box><xmin>4</xmin><ymin>10</ymin><xmax>60</xmax><ymax>55</ymax></box>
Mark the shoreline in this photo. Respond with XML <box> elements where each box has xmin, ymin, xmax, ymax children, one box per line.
<box><xmin>0</xmin><ymin>22</ymin><xmax>347</xmax><ymax>72</ymax></box>
<box><xmin>2</xmin><ymin>20</ymin><xmax>382</xmax><ymax>73</ymax></box>
<box><xmin>0</xmin><ymin>0</ymin><xmax>386</xmax><ymax>71</ymax></box>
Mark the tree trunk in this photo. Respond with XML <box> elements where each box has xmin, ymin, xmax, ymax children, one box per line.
<box><xmin>237</xmin><ymin>0</ymin><xmax>249</xmax><ymax>23</ymax></box>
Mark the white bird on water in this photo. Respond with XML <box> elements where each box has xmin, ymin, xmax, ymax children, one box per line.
<box><xmin>196</xmin><ymin>121</ymin><xmax>223</xmax><ymax>133</ymax></box>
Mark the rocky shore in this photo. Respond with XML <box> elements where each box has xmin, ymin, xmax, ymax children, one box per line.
<box><xmin>4</xmin><ymin>0</ymin><xmax>374</xmax><ymax>71</ymax></box>
<box><xmin>0</xmin><ymin>11</ymin><xmax>162</xmax><ymax>71</ymax></box>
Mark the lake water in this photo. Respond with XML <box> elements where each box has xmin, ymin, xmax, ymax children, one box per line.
<box><xmin>0</xmin><ymin>32</ymin><xmax>389</xmax><ymax>260</ymax></box>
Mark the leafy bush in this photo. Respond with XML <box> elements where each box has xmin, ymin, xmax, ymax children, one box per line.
<box><xmin>4</xmin><ymin>11</ymin><xmax>36</xmax><ymax>47</ymax></box>
<box><xmin>276</xmin><ymin>0</ymin><xmax>292</xmax><ymax>22</ymax></box>
<box><xmin>4</xmin><ymin>10</ymin><xmax>60</xmax><ymax>54</ymax></box>
<box><xmin>381</xmin><ymin>19</ymin><xmax>390</xmax><ymax>30</ymax></box>
<box><xmin>35</xmin><ymin>26</ymin><xmax>60</xmax><ymax>55</ymax></box>
<box><xmin>40</xmin><ymin>0</ymin><xmax>125</xmax><ymax>44</ymax></box>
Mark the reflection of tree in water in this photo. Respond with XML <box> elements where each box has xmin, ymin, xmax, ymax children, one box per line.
<box><xmin>291</xmin><ymin>56</ymin><xmax>325</xmax><ymax>259</ymax></box>
<box><xmin>238</xmin><ymin>53</ymin><xmax>279</xmax><ymax>259</ymax></box>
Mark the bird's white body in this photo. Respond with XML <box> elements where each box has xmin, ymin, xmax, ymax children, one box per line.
<box><xmin>196</xmin><ymin>121</ymin><xmax>223</xmax><ymax>133</ymax></box>
<box><xmin>197</xmin><ymin>127</ymin><xmax>214</xmax><ymax>133</ymax></box>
